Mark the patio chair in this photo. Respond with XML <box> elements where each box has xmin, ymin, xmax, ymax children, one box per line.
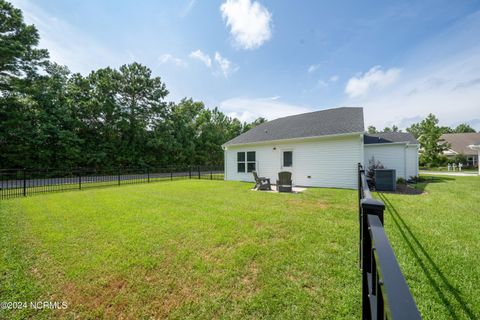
<box><xmin>276</xmin><ymin>171</ymin><xmax>292</xmax><ymax>192</ymax></box>
<box><xmin>252</xmin><ymin>171</ymin><xmax>271</xmax><ymax>190</ymax></box>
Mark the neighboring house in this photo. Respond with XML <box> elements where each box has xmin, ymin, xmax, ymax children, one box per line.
<box><xmin>468</xmin><ymin>143</ymin><xmax>480</xmax><ymax>174</ymax></box>
<box><xmin>363</xmin><ymin>132</ymin><xmax>419</xmax><ymax>180</ymax></box>
<box><xmin>222</xmin><ymin>107</ymin><xmax>419</xmax><ymax>189</ymax></box>
<box><xmin>440</xmin><ymin>133</ymin><xmax>480</xmax><ymax>167</ymax></box>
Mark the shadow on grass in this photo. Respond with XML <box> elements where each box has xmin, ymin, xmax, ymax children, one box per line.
<box><xmin>378</xmin><ymin>193</ymin><xmax>478</xmax><ymax>320</ymax></box>
<box><xmin>411</xmin><ymin>175</ymin><xmax>455</xmax><ymax>193</ymax></box>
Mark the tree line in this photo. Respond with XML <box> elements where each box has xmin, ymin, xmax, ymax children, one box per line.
<box><xmin>368</xmin><ymin>114</ymin><xmax>477</xmax><ymax>167</ymax></box>
<box><xmin>0</xmin><ymin>1</ymin><xmax>265</xmax><ymax>170</ymax></box>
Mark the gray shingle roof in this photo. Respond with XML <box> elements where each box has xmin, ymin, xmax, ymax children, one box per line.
<box><xmin>364</xmin><ymin>132</ymin><xmax>418</xmax><ymax>145</ymax></box>
<box><xmin>440</xmin><ymin>133</ymin><xmax>480</xmax><ymax>155</ymax></box>
<box><xmin>223</xmin><ymin>107</ymin><xmax>364</xmax><ymax>146</ymax></box>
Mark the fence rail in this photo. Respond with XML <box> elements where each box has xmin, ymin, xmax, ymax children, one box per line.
<box><xmin>0</xmin><ymin>165</ymin><xmax>224</xmax><ymax>199</ymax></box>
<box><xmin>358</xmin><ymin>163</ymin><xmax>421</xmax><ymax>320</ymax></box>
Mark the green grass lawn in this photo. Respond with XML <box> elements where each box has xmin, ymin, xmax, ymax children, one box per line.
<box><xmin>379</xmin><ymin>175</ymin><xmax>480</xmax><ymax>320</ymax></box>
<box><xmin>0</xmin><ymin>176</ymin><xmax>478</xmax><ymax>319</ymax></box>
<box><xmin>0</xmin><ymin>180</ymin><xmax>360</xmax><ymax>319</ymax></box>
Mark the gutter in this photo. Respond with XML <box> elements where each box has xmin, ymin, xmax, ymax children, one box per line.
<box><xmin>364</xmin><ymin>142</ymin><xmax>418</xmax><ymax>147</ymax></box>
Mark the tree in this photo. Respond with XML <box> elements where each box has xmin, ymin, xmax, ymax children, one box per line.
<box><xmin>453</xmin><ymin>123</ymin><xmax>476</xmax><ymax>133</ymax></box>
<box><xmin>415</xmin><ymin>114</ymin><xmax>450</xmax><ymax>166</ymax></box>
<box><xmin>28</xmin><ymin>63</ymin><xmax>82</xmax><ymax>169</ymax></box>
<box><xmin>0</xmin><ymin>0</ymin><xmax>49</xmax><ymax>90</ymax></box>
<box><xmin>406</xmin><ymin>123</ymin><xmax>422</xmax><ymax>139</ymax></box>
<box><xmin>0</xmin><ymin>0</ymin><xmax>49</xmax><ymax>168</ymax></box>
<box><xmin>367</xmin><ymin>125</ymin><xmax>377</xmax><ymax>134</ymax></box>
<box><xmin>242</xmin><ymin>117</ymin><xmax>267</xmax><ymax>132</ymax></box>
<box><xmin>382</xmin><ymin>125</ymin><xmax>399</xmax><ymax>133</ymax></box>
<box><xmin>0</xmin><ymin>0</ymin><xmax>278</xmax><ymax>170</ymax></box>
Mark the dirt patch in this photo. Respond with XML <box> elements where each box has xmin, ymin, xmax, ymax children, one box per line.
<box><xmin>241</xmin><ymin>261</ymin><xmax>258</xmax><ymax>287</ymax></box>
<box><xmin>53</xmin><ymin>270</ymin><xmax>204</xmax><ymax>319</ymax></box>
<box><xmin>51</xmin><ymin>276</ymin><xmax>132</xmax><ymax>319</ymax></box>
<box><xmin>235</xmin><ymin>260</ymin><xmax>260</xmax><ymax>299</ymax></box>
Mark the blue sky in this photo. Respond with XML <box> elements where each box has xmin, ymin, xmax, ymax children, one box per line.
<box><xmin>11</xmin><ymin>0</ymin><xmax>480</xmax><ymax>130</ymax></box>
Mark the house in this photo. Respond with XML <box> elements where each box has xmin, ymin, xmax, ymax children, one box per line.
<box><xmin>222</xmin><ymin>107</ymin><xmax>419</xmax><ymax>189</ymax></box>
<box><xmin>468</xmin><ymin>143</ymin><xmax>480</xmax><ymax>175</ymax></box>
<box><xmin>440</xmin><ymin>133</ymin><xmax>480</xmax><ymax>167</ymax></box>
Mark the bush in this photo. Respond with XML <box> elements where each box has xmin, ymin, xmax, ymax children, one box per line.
<box><xmin>366</xmin><ymin>157</ymin><xmax>384</xmax><ymax>178</ymax></box>
<box><xmin>452</xmin><ymin>153</ymin><xmax>467</xmax><ymax>165</ymax></box>
<box><xmin>397</xmin><ymin>177</ymin><xmax>406</xmax><ymax>184</ymax></box>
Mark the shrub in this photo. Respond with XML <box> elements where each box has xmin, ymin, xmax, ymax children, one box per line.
<box><xmin>452</xmin><ymin>153</ymin><xmax>467</xmax><ymax>165</ymax></box>
<box><xmin>366</xmin><ymin>157</ymin><xmax>384</xmax><ymax>178</ymax></box>
<box><xmin>397</xmin><ymin>177</ymin><xmax>406</xmax><ymax>184</ymax></box>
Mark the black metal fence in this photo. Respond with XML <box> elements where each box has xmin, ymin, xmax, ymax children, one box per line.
<box><xmin>358</xmin><ymin>163</ymin><xmax>421</xmax><ymax>319</ymax></box>
<box><xmin>0</xmin><ymin>165</ymin><xmax>224</xmax><ymax>200</ymax></box>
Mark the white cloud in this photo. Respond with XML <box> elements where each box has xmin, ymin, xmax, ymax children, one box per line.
<box><xmin>344</xmin><ymin>11</ymin><xmax>480</xmax><ymax>131</ymax></box>
<box><xmin>180</xmin><ymin>0</ymin><xmax>196</xmax><ymax>17</ymax></box>
<box><xmin>220</xmin><ymin>0</ymin><xmax>272</xmax><ymax>50</ymax></box>
<box><xmin>343</xmin><ymin>49</ymin><xmax>480</xmax><ymax>131</ymax></box>
<box><xmin>345</xmin><ymin>66</ymin><xmax>401</xmax><ymax>98</ymax></box>
<box><xmin>190</xmin><ymin>50</ymin><xmax>237</xmax><ymax>78</ymax></box>
<box><xmin>214</xmin><ymin>52</ymin><xmax>237</xmax><ymax>78</ymax></box>
<box><xmin>321</xmin><ymin>75</ymin><xmax>339</xmax><ymax>87</ymax></box>
<box><xmin>158</xmin><ymin>54</ymin><xmax>187</xmax><ymax>67</ymax></box>
<box><xmin>189</xmin><ymin>49</ymin><xmax>212</xmax><ymax>67</ymax></box>
<box><xmin>330</xmin><ymin>75</ymin><xmax>339</xmax><ymax>82</ymax></box>
<box><xmin>10</xmin><ymin>0</ymin><xmax>122</xmax><ymax>74</ymax></box>
<box><xmin>308</xmin><ymin>64</ymin><xmax>320</xmax><ymax>74</ymax></box>
<box><xmin>219</xmin><ymin>96</ymin><xmax>311</xmax><ymax>122</ymax></box>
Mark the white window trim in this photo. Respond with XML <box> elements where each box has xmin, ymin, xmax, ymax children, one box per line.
<box><xmin>246</xmin><ymin>151</ymin><xmax>256</xmax><ymax>173</ymax></box>
<box><xmin>237</xmin><ymin>151</ymin><xmax>246</xmax><ymax>173</ymax></box>
<box><xmin>281</xmin><ymin>149</ymin><xmax>293</xmax><ymax>169</ymax></box>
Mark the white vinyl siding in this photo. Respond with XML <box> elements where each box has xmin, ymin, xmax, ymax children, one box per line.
<box><xmin>405</xmin><ymin>145</ymin><xmax>419</xmax><ymax>178</ymax></box>
<box><xmin>224</xmin><ymin>134</ymin><xmax>363</xmax><ymax>189</ymax></box>
<box><xmin>364</xmin><ymin>144</ymin><xmax>419</xmax><ymax>180</ymax></box>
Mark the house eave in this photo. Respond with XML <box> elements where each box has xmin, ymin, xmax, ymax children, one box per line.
<box><xmin>364</xmin><ymin>141</ymin><xmax>419</xmax><ymax>147</ymax></box>
<box><xmin>222</xmin><ymin>131</ymin><xmax>364</xmax><ymax>149</ymax></box>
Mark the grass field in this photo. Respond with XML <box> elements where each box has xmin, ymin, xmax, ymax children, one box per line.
<box><xmin>0</xmin><ymin>176</ymin><xmax>478</xmax><ymax>319</ymax></box>
<box><xmin>380</xmin><ymin>175</ymin><xmax>480</xmax><ymax>320</ymax></box>
<box><xmin>0</xmin><ymin>180</ymin><xmax>360</xmax><ymax>319</ymax></box>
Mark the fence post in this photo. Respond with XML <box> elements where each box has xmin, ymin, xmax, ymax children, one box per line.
<box><xmin>79</xmin><ymin>171</ymin><xmax>82</xmax><ymax>190</ymax></box>
<box><xmin>147</xmin><ymin>167</ymin><xmax>150</xmax><ymax>183</ymax></box>
<box><xmin>210</xmin><ymin>168</ymin><xmax>213</xmax><ymax>180</ymax></box>
<box><xmin>198</xmin><ymin>165</ymin><xmax>201</xmax><ymax>179</ymax></box>
<box><xmin>358</xmin><ymin>163</ymin><xmax>363</xmax><ymax>268</ymax></box>
<box><xmin>118</xmin><ymin>168</ymin><xmax>121</xmax><ymax>185</ymax></box>
<box><xmin>360</xmin><ymin>197</ymin><xmax>385</xmax><ymax>320</ymax></box>
<box><xmin>189</xmin><ymin>166</ymin><xmax>192</xmax><ymax>179</ymax></box>
<box><xmin>171</xmin><ymin>169</ymin><xmax>173</xmax><ymax>181</ymax></box>
<box><xmin>23</xmin><ymin>169</ymin><xmax>26</xmax><ymax>196</ymax></box>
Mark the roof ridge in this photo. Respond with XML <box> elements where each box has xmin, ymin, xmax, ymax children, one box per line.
<box><xmin>265</xmin><ymin>106</ymin><xmax>363</xmax><ymax>122</ymax></box>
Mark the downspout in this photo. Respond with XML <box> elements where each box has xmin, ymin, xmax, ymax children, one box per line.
<box><xmin>360</xmin><ymin>133</ymin><xmax>365</xmax><ymax>166</ymax></box>
<box><xmin>223</xmin><ymin>147</ymin><xmax>227</xmax><ymax>180</ymax></box>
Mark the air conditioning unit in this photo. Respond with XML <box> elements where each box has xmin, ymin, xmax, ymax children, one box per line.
<box><xmin>375</xmin><ymin>169</ymin><xmax>396</xmax><ymax>192</ymax></box>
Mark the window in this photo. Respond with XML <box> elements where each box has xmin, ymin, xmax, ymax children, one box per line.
<box><xmin>283</xmin><ymin>151</ymin><xmax>292</xmax><ymax>167</ymax></box>
<box><xmin>247</xmin><ymin>151</ymin><xmax>256</xmax><ymax>172</ymax></box>
<box><xmin>237</xmin><ymin>152</ymin><xmax>245</xmax><ymax>172</ymax></box>
<box><xmin>237</xmin><ymin>151</ymin><xmax>256</xmax><ymax>173</ymax></box>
